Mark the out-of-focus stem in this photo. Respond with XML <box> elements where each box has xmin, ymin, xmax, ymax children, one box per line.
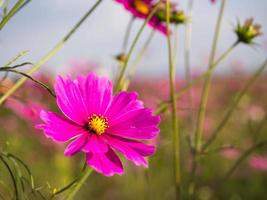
<box><xmin>65</xmin><ymin>167</ymin><xmax>93</xmax><ymax>200</ymax></box>
<box><xmin>223</xmin><ymin>141</ymin><xmax>267</xmax><ymax>181</ymax></box>
<box><xmin>115</xmin><ymin>1</ymin><xmax>161</xmax><ymax>92</ymax></box>
<box><xmin>122</xmin><ymin>16</ymin><xmax>135</xmax><ymax>52</ymax></box>
<box><xmin>166</xmin><ymin>1</ymin><xmax>181</xmax><ymax>199</ymax></box>
<box><xmin>155</xmin><ymin>42</ymin><xmax>237</xmax><ymax>115</ymax></box>
<box><xmin>0</xmin><ymin>0</ymin><xmax>103</xmax><ymax>106</ymax></box>
<box><xmin>194</xmin><ymin>0</ymin><xmax>226</xmax><ymax>152</ymax></box>
<box><xmin>128</xmin><ymin>30</ymin><xmax>155</xmax><ymax>80</ymax></box>
<box><xmin>202</xmin><ymin>58</ymin><xmax>267</xmax><ymax>151</ymax></box>
<box><xmin>0</xmin><ymin>0</ymin><xmax>31</xmax><ymax>30</ymax></box>
<box><xmin>190</xmin><ymin>1</ymin><xmax>226</xmax><ymax>198</ymax></box>
<box><xmin>184</xmin><ymin>0</ymin><xmax>195</xmax><ymax>143</ymax></box>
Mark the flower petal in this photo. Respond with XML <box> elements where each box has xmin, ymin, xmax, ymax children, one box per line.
<box><xmin>105</xmin><ymin>91</ymin><xmax>143</xmax><ymax>122</ymax></box>
<box><xmin>83</xmin><ymin>134</ymin><xmax>109</xmax><ymax>153</ymax></box>
<box><xmin>107</xmin><ymin>108</ymin><xmax>160</xmax><ymax>140</ymax></box>
<box><xmin>86</xmin><ymin>147</ymin><xmax>123</xmax><ymax>176</ymax></box>
<box><xmin>76</xmin><ymin>73</ymin><xmax>113</xmax><ymax>115</ymax></box>
<box><xmin>55</xmin><ymin>76</ymin><xmax>89</xmax><ymax>124</ymax></box>
<box><xmin>64</xmin><ymin>134</ymin><xmax>88</xmax><ymax>156</ymax></box>
<box><xmin>103</xmin><ymin>134</ymin><xmax>155</xmax><ymax>167</ymax></box>
<box><xmin>36</xmin><ymin>110</ymin><xmax>85</xmax><ymax>143</ymax></box>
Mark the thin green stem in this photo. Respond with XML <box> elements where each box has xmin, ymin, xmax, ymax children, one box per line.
<box><xmin>184</xmin><ymin>0</ymin><xmax>195</xmax><ymax>147</ymax></box>
<box><xmin>190</xmin><ymin>1</ymin><xmax>226</xmax><ymax>198</ymax></box>
<box><xmin>0</xmin><ymin>156</ymin><xmax>18</xmax><ymax>200</ymax></box>
<box><xmin>65</xmin><ymin>167</ymin><xmax>93</xmax><ymax>200</ymax></box>
<box><xmin>0</xmin><ymin>0</ymin><xmax>31</xmax><ymax>30</ymax></box>
<box><xmin>0</xmin><ymin>0</ymin><xmax>103</xmax><ymax>106</ymax></box>
<box><xmin>202</xmin><ymin>58</ymin><xmax>267</xmax><ymax>151</ymax></box>
<box><xmin>115</xmin><ymin>1</ymin><xmax>161</xmax><ymax>92</ymax></box>
<box><xmin>194</xmin><ymin>0</ymin><xmax>226</xmax><ymax>152</ymax></box>
<box><xmin>122</xmin><ymin>16</ymin><xmax>135</xmax><ymax>52</ymax></box>
<box><xmin>155</xmin><ymin>42</ymin><xmax>237</xmax><ymax>115</ymax></box>
<box><xmin>223</xmin><ymin>141</ymin><xmax>267</xmax><ymax>181</ymax></box>
<box><xmin>0</xmin><ymin>68</ymin><xmax>56</xmax><ymax>97</ymax></box>
<box><xmin>128</xmin><ymin>29</ymin><xmax>155</xmax><ymax>80</ymax></box>
<box><xmin>166</xmin><ymin>1</ymin><xmax>181</xmax><ymax>199</ymax></box>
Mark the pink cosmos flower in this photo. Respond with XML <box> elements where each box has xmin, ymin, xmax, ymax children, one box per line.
<box><xmin>249</xmin><ymin>155</ymin><xmax>267</xmax><ymax>171</ymax></box>
<box><xmin>115</xmin><ymin>0</ymin><xmax>168</xmax><ymax>35</ymax></box>
<box><xmin>221</xmin><ymin>148</ymin><xmax>240</xmax><ymax>160</ymax></box>
<box><xmin>5</xmin><ymin>98</ymin><xmax>44</xmax><ymax>123</ymax></box>
<box><xmin>36</xmin><ymin>73</ymin><xmax>160</xmax><ymax>176</ymax></box>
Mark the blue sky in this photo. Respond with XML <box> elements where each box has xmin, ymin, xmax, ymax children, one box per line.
<box><xmin>0</xmin><ymin>0</ymin><xmax>266</xmax><ymax>77</ymax></box>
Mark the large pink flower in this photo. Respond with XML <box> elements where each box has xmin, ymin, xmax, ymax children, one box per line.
<box><xmin>36</xmin><ymin>73</ymin><xmax>160</xmax><ymax>176</ymax></box>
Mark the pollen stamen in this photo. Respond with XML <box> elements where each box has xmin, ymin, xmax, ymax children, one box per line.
<box><xmin>88</xmin><ymin>114</ymin><xmax>109</xmax><ymax>135</ymax></box>
<box><xmin>133</xmin><ymin>0</ymin><xmax>150</xmax><ymax>15</ymax></box>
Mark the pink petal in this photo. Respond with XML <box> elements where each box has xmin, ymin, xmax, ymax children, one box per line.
<box><xmin>83</xmin><ymin>134</ymin><xmax>109</xmax><ymax>153</ymax></box>
<box><xmin>149</xmin><ymin>17</ymin><xmax>168</xmax><ymax>35</ymax></box>
<box><xmin>107</xmin><ymin>108</ymin><xmax>160</xmax><ymax>140</ymax></box>
<box><xmin>103</xmin><ymin>134</ymin><xmax>155</xmax><ymax>167</ymax></box>
<box><xmin>105</xmin><ymin>91</ymin><xmax>143</xmax><ymax>122</ymax></box>
<box><xmin>55</xmin><ymin>76</ymin><xmax>89</xmax><ymax>125</ymax></box>
<box><xmin>36</xmin><ymin>110</ymin><xmax>85</xmax><ymax>143</ymax></box>
<box><xmin>76</xmin><ymin>73</ymin><xmax>113</xmax><ymax>115</ymax></box>
<box><xmin>86</xmin><ymin>147</ymin><xmax>123</xmax><ymax>176</ymax></box>
<box><xmin>64</xmin><ymin>134</ymin><xmax>88</xmax><ymax>156</ymax></box>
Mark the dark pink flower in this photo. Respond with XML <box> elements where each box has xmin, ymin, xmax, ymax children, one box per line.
<box><xmin>115</xmin><ymin>0</ymin><xmax>168</xmax><ymax>35</ymax></box>
<box><xmin>249</xmin><ymin>155</ymin><xmax>267</xmax><ymax>171</ymax></box>
<box><xmin>36</xmin><ymin>73</ymin><xmax>160</xmax><ymax>176</ymax></box>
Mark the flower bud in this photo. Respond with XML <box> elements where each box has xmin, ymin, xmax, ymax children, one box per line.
<box><xmin>235</xmin><ymin>18</ymin><xmax>262</xmax><ymax>44</ymax></box>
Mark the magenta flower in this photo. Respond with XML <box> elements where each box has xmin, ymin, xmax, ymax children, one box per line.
<box><xmin>36</xmin><ymin>73</ymin><xmax>160</xmax><ymax>176</ymax></box>
<box><xmin>249</xmin><ymin>155</ymin><xmax>267</xmax><ymax>171</ymax></box>
<box><xmin>115</xmin><ymin>0</ymin><xmax>168</xmax><ymax>35</ymax></box>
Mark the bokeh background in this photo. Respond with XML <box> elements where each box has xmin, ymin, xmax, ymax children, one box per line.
<box><xmin>1</xmin><ymin>0</ymin><xmax>267</xmax><ymax>200</ymax></box>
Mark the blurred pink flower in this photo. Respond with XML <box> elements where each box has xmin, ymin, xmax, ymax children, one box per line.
<box><xmin>247</xmin><ymin>105</ymin><xmax>265</xmax><ymax>122</ymax></box>
<box><xmin>115</xmin><ymin>0</ymin><xmax>168</xmax><ymax>35</ymax></box>
<box><xmin>5</xmin><ymin>98</ymin><xmax>44</xmax><ymax>123</ymax></box>
<box><xmin>36</xmin><ymin>73</ymin><xmax>160</xmax><ymax>176</ymax></box>
<box><xmin>221</xmin><ymin>148</ymin><xmax>240</xmax><ymax>160</ymax></box>
<box><xmin>249</xmin><ymin>155</ymin><xmax>267</xmax><ymax>171</ymax></box>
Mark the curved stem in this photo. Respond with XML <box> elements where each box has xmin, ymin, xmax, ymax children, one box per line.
<box><xmin>194</xmin><ymin>0</ymin><xmax>226</xmax><ymax>152</ymax></box>
<box><xmin>190</xmin><ymin>1</ymin><xmax>227</xmax><ymax>198</ymax></box>
<box><xmin>166</xmin><ymin>1</ymin><xmax>181</xmax><ymax>199</ymax></box>
<box><xmin>65</xmin><ymin>167</ymin><xmax>93</xmax><ymax>200</ymax></box>
<box><xmin>202</xmin><ymin>58</ymin><xmax>267</xmax><ymax>151</ymax></box>
<box><xmin>128</xmin><ymin>29</ymin><xmax>155</xmax><ymax>81</ymax></box>
<box><xmin>0</xmin><ymin>0</ymin><xmax>103</xmax><ymax>106</ymax></box>
<box><xmin>122</xmin><ymin>16</ymin><xmax>135</xmax><ymax>52</ymax></box>
<box><xmin>115</xmin><ymin>1</ymin><xmax>161</xmax><ymax>92</ymax></box>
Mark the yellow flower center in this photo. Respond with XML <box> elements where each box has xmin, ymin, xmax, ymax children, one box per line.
<box><xmin>88</xmin><ymin>114</ymin><xmax>109</xmax><ymax>135</ymax></box>
<box><xmin>133</xmin><ymin>0</ymin><xmax>150</xmax><ymax>15</ymax></box>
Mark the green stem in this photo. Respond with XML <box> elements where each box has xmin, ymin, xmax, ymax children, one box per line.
<box><xmin>0</xmin><ymin>0</ymin><xmax>103</xmax><ymax>106</ymax></box>
<box><xmin>184</xmin><ymin>0</ymin><xmax>195</xmax><ymax>147</ymax></box>
<box><xmin>122</xmin><ymin>16</ymin><xmax>135</xmax><ymax>52</ymax></box>
<box><xmin>155</xmin><ymin>42</ymin><xmax>237</xmax><ymax>115</ymax></box>
<box><xmin>194</xmin><ymin>0</ymin><xmax>226</xmax><ymax>152</ymax></box>
<box><xmin>223</xmin><ymin>141</ymin><xmax>267</xmax><ymax>181</ymax></box>
<box><xmin>202</xmin><ymin>58</ymin><xmax>267</xmax><ymax>151</ymax></box>
<box><xmin>128</xmin><ymin>29</ymin><xmax>155</xmax><ymax>80</ymax></box>
<box><xmin>115</xmin><ymin>1</ymin><xmax>161</xmax><ymax>92</ymax></box>
<box><xmin>190</xmin><ymin>1</ymin><xmax>226</xmax><ymax>198</ymax></box>
<box><xmin>65</xmin><ymin>167</ymin><xmax>93</xmax><ymax>200</ymax></box>
<box><xmin>166</xmin><ymin>1</ymin><xmax>181</xmax><ymax>199</ymax></box>
<box><xmin>0</xmin><ymin>0</ymin><xmax>30</xmax><ymax>30</ymax></box>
